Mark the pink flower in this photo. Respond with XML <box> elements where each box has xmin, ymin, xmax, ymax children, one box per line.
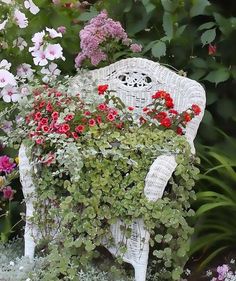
<box><xmin>32</xmin><ymin>49</ymin><xmax>48</xmax><ymax>66</ymax></box>
<box><xmin>42</xmin><ymin>125</ymin><xmax>50</xmax><ymax>132</ymax></box>
<box><xmin>98</xmin><ymin>103</ymin><xmax>107</xmax><ymax>111</ymax></box>
<box><xmin>57</xmin><ymin>26</ymin><xmax>66</xmax><ymax>34</ymax></box>
<box><xmin>1</xmin><ymin>86</ymin><xmax>20</xmax><ymax>103</ymax></box>
<box><xmin>14</xmin><ymin>9</ymin><xmax>28</xmax><ymax>28</ymax></box>
<box><xmin>72</xmin><ymin>132</ymin><xmax>79</xmax><ymax>139</ymax></box>
<box><xmin>2</xmin><ymin>186</ymin><xmax>14</xmax><ymax>200</ymax></box>
<box><xmin>0</xmin><ymin>156</ymin><xmax>16</xmax><ymax>173</ymax></box>
<box><xmin>42</xmin><ymin>152</ymin><xmax>55</xmax><ymax>166</ymax></box>
<box><xmin>64</xmin><ymin>114</ymin><xmax>74</xmax><ymax>121</ymax></box>
<box><xmin>217</xmin><ymin>264</ymin><xmax>229</xmax><ymax>280</ymax></box>
<box><xmin>107</xmin><ymin>113</ymin><xmax>115</xmax><ymax>121</ymax></box>
<box><xmin>24</xmin><ymin>0</ymin><xmax>40</xmax><ymax>15</ymax></box>
<box><xmin>17</xmin><ymin>63</ymin><xmax>34</xmax><ymax>79</ymax></box>
<box><xmin>46</xmin><ymin>102</ymin><xmax>53</xmax><ymax>112</ymax></box>
<box><xmin>75</xmin><ymin>125</ymin><xmax>85</xmax><ymax>133</ymax></box>
<box><xmin>128</xmin><ymin>106</ymin><xmax>134</xmax><ymax>111</ymax></box>
<box><xmin>130</xmin><ymin>43</ymin><xmax>142</xmax><ymax>53</ymax></box>
<box><xmin>30</xmin><ymin>31</ymin><xmax>45</xmax><ymax>51</ymax></box>
<box><xmin>0</xmin><ymin>69</ymin><xmax>16</xmax><ymax>88</ymax></box>
<box><xmin>52</xmin><ymin>111</ymin><xmax>59</xmax><ymax>120</ymax></box>
<box><xmin>208</xmin><ymin>44</ymin><xmax>217</xmax><ymax>55</ymax></box>
<box><xmin>45</xmin><ymin>43</ymin><xmax>65</xmax><ymax>61</ymax></box>
<box><xmin>46</xmin><ymin>27</ymin><xmax>62</xmax><ymax>38</ymax></box>
<box><xmin>41</xmin><ymin>63</ymin><xmax>61</xmax><ymax>83</ymax></box>
<box><xmin>88</xmin><ymin>119</ymin><xmax>96</xmax><ymax>126</ymax></box>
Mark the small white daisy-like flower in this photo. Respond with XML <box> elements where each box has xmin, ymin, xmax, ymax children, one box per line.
<box><xmin>9</xmin><ymin>261</ymin><xmax>15</xmax><ymax>266</ymax></box>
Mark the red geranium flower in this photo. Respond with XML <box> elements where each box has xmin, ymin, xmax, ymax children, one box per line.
<box><xmin>165</xmin><ymin>97</ymin><xmax>174</xmax><ymax>108</ymax></box>
<box><xmin>152</xmin><ymin>90</ymin><xmax>167</xmax><ymax>99</ymax></box>
<box><xmin>192</xmin><ymin>104</ymin><xmax>201</xmax><ymax>115</ymax></box>
<box><xmin>98</xmin><ymin>84</ymin><xmax>108</xmax><ymax>95</ymax></box>
<box><xmin>155</xmin><ymin>112</ymin><xmax>167</xmax><ymax>121</ymax></box>
<box><xmin>128</xmin><ymin>106</ymin><xmax>134</xmax><ymax>111</ymax></box>
<box><xmin>177</xmin><ymin>127</ymin><xmax>183</xmax><ymax>135</ymax></box>
<box><xmin>184</xmin><ymin>112</ymin><xmax>192</xmax><ymax>122</ymax></box>
<box><xmin>161</xmin><ymin>117</ymin><xmax>172</xmax><ymax>128</ymax></box>
<box><xmin>169</xmin><ymin>109</ymin><xmax>178</xmax><ymax>115</ymax></box>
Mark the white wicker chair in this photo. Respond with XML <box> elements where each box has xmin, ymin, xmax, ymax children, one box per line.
<box><xmin>19</xmin><ymin>58</ymin><xmax>206</xmax><ymax>281</ymax></box>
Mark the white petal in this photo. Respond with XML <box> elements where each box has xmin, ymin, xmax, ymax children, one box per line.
<box><xmin>2</xmin><ymin>94</ymin><xmax>11</xmax><ymax>103</ymax></box>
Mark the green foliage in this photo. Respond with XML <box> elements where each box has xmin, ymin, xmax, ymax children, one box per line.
<box><xmin>100</xmin><ymin>0</ymin><xmax>236</xmax><ymax>141</ymax></box>
<box><xmin>191</xmin><ymin>132</ymin><xmax>236</xmax><ymax>269</ymax></box>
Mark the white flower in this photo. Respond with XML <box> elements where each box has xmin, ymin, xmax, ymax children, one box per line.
<box><xmin>19</xmin><ymin>266</ymin><xmax>24</xmax><ymax>270</ymax></box>
<box><xmin>0</xmin><ymin>59</ymin><xmax>11</xmax><ymax>70</ymax></box>
<box><xmin>14</xmin><ymin>9</ymin><xmax>28</xmax><ymax>28</ymax></box>
<box><xmin>31</xmin><ymin>48</ymin><xmax>48</xmax><ymax>66</ymax></box>
<box><xmin>0</xmin><ymin>69</ymin><xmax>16</xmax><ymax>87</ymax></box>
<box><xmin>25</xmin><ymin>278</ymin><xmax>31</xmax><ymax>281</ymax></box>
<box><xmin>46</xmin><ymin>27</ymin><xmax>62</xmax><ymax>38</ymax></box>
<box><xmin>30</xmin><ymin>30</ymin><xmax>45</xmax><ymax>51</ymax></box>
<box><xmin>0</xmin><ymin>19</ymin><xmax>8</xmax><ymax>31</ymax></box>
<box><xmin>45</xmin><ymin>43</ymin><xmax>65</xmax><ymax>61</ymax></box>
<box><xmin>41</xmin><ymin>62</ymin><xmax>61</xmax><ymax>83</ymax></box>
<box><xmin>9</xmin><ymin>261</ymin><xmax>15</xmax><ymax>266</ymax></box>
<box><xmin>1</xmin><ymin>85</ymin><xmax>20</xmax><ymax>102</ymax></box>
<box><xmin>17</xmin><ymin>63</ymin><xmax>34</xmax><ymax>79</ymax></box>
<box><xmin>13</xmin><ymin>37</ymin><xmax>27</xmax><ymax>51</ymax></box>
<box><xmin>24</xmin><ymin>0</ymin><xmax>39</xmax><ymax>15</ymax></box>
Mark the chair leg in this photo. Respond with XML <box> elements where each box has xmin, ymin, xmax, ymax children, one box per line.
<box><xmin>134</xmin><ymin>263</ymin><xmax>148</xmax><ymax>281</ymax></box>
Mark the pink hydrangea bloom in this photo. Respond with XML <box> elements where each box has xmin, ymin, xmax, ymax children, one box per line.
<box><xmin>0</xmin><ymin>156</ymin><xmax>16</xmax><ymax>173</ymax></box>
<box><xmin>14</xmin><ymin>9</ymin><xmax>28</xmax><ymax>28</ymax></box>
<box><xmin>2</xmin><ymin>186</ymin><xmax>14</xmax><ymax>200</ymax></box>
<box><xmin>130</xmin><ymin>43</ymin><xmax>142</xmax><ymax>53</ymax></box>
<box><xmin>0</xmin><ymin>69</ymin><xmax>16</xmax><ymax>88</ymax></box>
<box><xmin>75</xmin><ymin>10</ymin><xmax>132</xmax><ymax>68</ymax></box>
<box><xmin>57</xmin><ymin>26</ymin><xmax>66</xmax><ymax>34</ymax></box>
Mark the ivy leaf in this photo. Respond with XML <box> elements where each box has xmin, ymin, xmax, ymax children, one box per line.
<box><xmin>204</xmin><ymin>68</ymin><xmax>230</xmax><ymax>85</ymax></box>
<box><xmin>198</xmin><ymin>22</ymin><xmax>216</xmax><ymax>30</ymax></box>
<box><xmin>200</xmin><ymin>28</ymin><xmax>216</xmax><ymax>46</ymax></box>
<box><xmin>163</xmin><ymin>12</ymin><xmax>173</xmax><ymax>39</ymax></box>
<box><xmin>190</xmin><ymin>0</ymin><xmax>210</xmax><ymax>17</ymax></box>
<box><xmin>151</xmin><ymin>41</ymin><xmax>166</xmax><ymax>58</ymax></box>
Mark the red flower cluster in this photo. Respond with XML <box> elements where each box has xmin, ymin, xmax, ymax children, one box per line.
<box><xmin>140</xmin><ymin>90</ymin><xmax>201</xmax><ymax>135</ymax></box>
<box><xmin>26</xmin><ymin>85</ymin><xmax>125</xmax><ymax>155</ymax></box>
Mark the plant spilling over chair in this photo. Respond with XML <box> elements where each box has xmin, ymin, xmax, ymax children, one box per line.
<box><xmin>2</xmin><ymin>65</ymin><xmax>205</xmax><ymax>280</ymax></box>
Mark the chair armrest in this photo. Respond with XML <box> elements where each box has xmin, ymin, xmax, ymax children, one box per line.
<box><xmin>144</xmin><ymin>155</ymin><xmax>177</xmax><ymax>201</ymax></box>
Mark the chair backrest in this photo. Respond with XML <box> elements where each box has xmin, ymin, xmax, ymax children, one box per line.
<box><xmin>74</xmin><ymin>58</ymin><xmax>206</xmax><ymax>150</ymax></box>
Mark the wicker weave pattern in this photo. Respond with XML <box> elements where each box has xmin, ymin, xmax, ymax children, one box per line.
<box><xmin>20</xmin><ymin>58</ymin><xmax>206</xmax><ymax>281</ymax></box>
